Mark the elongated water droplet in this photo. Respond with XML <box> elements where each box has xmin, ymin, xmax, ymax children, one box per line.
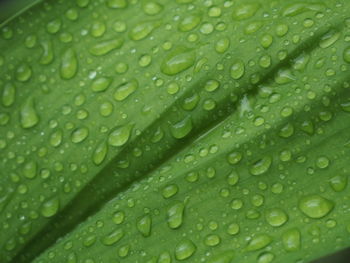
<box><xmin>106</xmin><ymin>0</ymin><xmax>127</xmax><ymax>9</ymax></box>
<box><xmin>207</xmin><ymin>251</ymin><xmax>235</xmax><ymax>263</ymax></box>
<box><xmin>20</xmin><ymin>97</ymin><xmax>39</xmax><ymax>129</ymax></box>
<box><xmin>175</xmin><ymin>239</ymin><xmax>196</xmax><ymax>261</ymax></box>
<box><xmin>71</xmin><ymin>127</ymin><xmax>89</xmax><ymax>143</ymax></box>
<box><xmin>39</xmin><ymin>40</ymin><xmax>54</xmax><ymax>65</ymax></box>
<box><xmin>41</xmin><ymin>198</ymin><xmax>60</xmax><ymax>218</ymax></box>
<box><xmin>319</xmin><ymin>30</ymin><xmax>340</xmax><ymax>49</ymax></box>
<box><xmin>170</xmin><ymin>117</ymin><xmax>193</xmax><ymax>139</ymax></box>
<box><xmin>137</xmin><ymin>214</ymin><xmax>152</xmax><ymax>237</ymax></box>
<box><xmin>108</xmin><ymin>124</ymin><xmax>133</xmax><ymax>147</ymax></box>
<box><xmin>114</xmin><ymin>79</ymin><xmax>138</xmax><ymax>101</ymax></box>
<box><xmin>91</xmin><ymin>77</ymin><xmax>112</xmax><ymax>92</ymax></box>
<box><xmin>282</xmin><ymin>228</ymin><xmax>301</xmax><ymax>252</ymax></box>
<box><xmin>232</xmin><ymin>3</ymin><xmax>260</xmax><ymax>20</ymax></box>
<box><xmin>249</xmin><ymin>156</ymin><xmax>272</xmax><ymax>176</ymax></box>
<box><xmin>2</xmin><ymin>82</ymin><xmax>16</xmax><ymax>107</ymax></box>
<box><xmin>142</xmin><ymin>1</ymin><xmax>163</xmax><ymax>15</ymax></box>
<box><xmin>129</xmin><ymin>20</ymin><xmax>161</xmax><ymax>41</ymax></box>
<box><xmin>161</xmin><ymin>47</ymin><xmax>196</xmax><ymax>76</ymax></box>
<box><xmin>93</xmin><ymin>141</ymin><xmax>108</xmax><ymax>165</ymax></box>
<box><xmin>102</xmin><ymin>229</ymin><xmax>124</xmax><ymax>245</ymax></box>
<box><xmin>298</xmin><ymin>194</ymin><xmax>334</xmax><ymax>218</ymax></box>
<box><xmin>282</xmin><ymin>3</ymin><xmax>325</xmax><ymax>17</ymax></box>
<box><xmin>60</xmin><ymin>48</ymin><xmax>78</xmax><ymax>79</ymax></box>
<box><xmin>89</xmin><ymin>38</ymin><xmax>123</xmax><ymax>56</ymax></box>
<box><xmin>167</xmin><ymin>201</ymin><xmax>184</xmax><ymax>229</ymax></box>
<box><xmin>246</xmin><ymin>234</ymin><xmax>272</xmax><ymax>251</ymax></box>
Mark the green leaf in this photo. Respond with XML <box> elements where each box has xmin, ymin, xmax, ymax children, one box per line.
<box><xmin>0</xmin><ymin>0</ymin><xmax>350</xmax><ymax>263</ymax></box>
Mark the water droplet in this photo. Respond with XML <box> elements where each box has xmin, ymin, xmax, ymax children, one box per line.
<box><xmin>230</xmin><ymin>59</ymin><xmax>245</xmax><ymax>80</ymax></box>
<box><xmin>41</xmin><ymin>198</ymin><xmax>60</xmax><ymax>218</ymax></box>
<box><xmin>298</xmin><ymin>194</ymin><xmax>334</xmax><ymax>219</ymax></box>
<box><xmin>46</xmin><ymin>19</ymin><xmax>61</xmax><ymax>34</ymax></box>
<box><xmin>319</xmin><ymin>30</ymin><xmax>340</xmax><ymax>48</ymax></box>
<box><xmin>178</xmin><ymin>13</ymin><xmax>201</xmax><ymax>32</ymax></box>
<box><xmin>162</xmin><ymin>184</ymin><xmax>179</xmax><ymax>199</ymax></box>
<box><xmin>167</xmin><ymin>201</ymin><xmax>184</xmax><ymax>229</ymax></box>
<box><xmin>142</xmin><ymin>1</ymin><xmax>163</xmax><ymax>15</ymax></box>
<box><xmin>282</xmin><ymin>228</ymin><xmax>301</xmax><ymax>251</ymax></box>
<box><xmin>245</xmin><ymin>234</ymin><xmax>272</xmax><ymax>251</ymax></box>
<box><xmin>260</xmin><ymin>34</ymin><xmax>273</xmax><ymax>49</ymax></box>
<box><xmin>215</xmin><ymin>38</ymin><xmax>230</xmax><ymax>53</ymax></box>
<box><xmin>106</xmin><ymin>0</ymin><xmax>127</xmax><ymax>8</ymax></box>
<box><xmin>244</xmin><ymin>21</ymin><xmax>263</xmax><ymax>34</ymax></box>
<box><xmin>114</xmin><ymin>79</ymin><xmax>138</xmax><ymax>101</ymax></box>
<box><xmin>316</xmin><ymin>156</ymin><xmax>330</xmax><ymax>169</ymax></box>
<box><xmin>227</xmin><ymin>151</ymin><xmax>242</xmax><ymax>165</ymax></box>
<box><xmin>20</xmin><ymin>98</ymin><xmax>39</xmax><ymax>128</ymax></box>
<box><xmin>39</xmin><ymin>40</ymin><xmax>54</xmax><ymax>65</ymax></box>
<box><xmin>71</xmin><ymin>127</ymin><xmax>89</xmax><ymax>143</ymax></box>
<box><xmin>182</xmin><ymin>93</ymin><xmax>199</xmax><ymax>111</ymax></box>
<box><xmin>93</xmin><ymin>141</ymin><xmax>108</xmax><ymax>165</ymax></box>
<box><xmin>91</xmin><ymin>77</ymin><xmax>112</xmax><ymax>92</ymax></box>
<box><xmin>170</xmin><ymin>117</ymin><xmax>193</xmax><ymax>139</ymax></box>
<box><xmin>113</xmin><ymin>211</ymin><xmax>125</xmax><ymax>224</ymax></box>
<box><xmin>161</xmin><ymin>47</ymin><xmax>196</xmax><ymax>76</ymax></box>
<box><xmin>257</xmin><ymin>252</ymin><xmax>275</xmax><ymax>263</ymax></box>
<box><xmin>158</xmin><ymin>251</ymin><xmax>171</xmax><ymax>263</ymax></box>
<box><xmin>90</xmin><ymin>21</ymin><xmax>106</xmax><ymax>38</ymax></box>
<box><xmin>102</xmin><ymin>229</ymin><xmax>124</xmax><ymax>245</ymax></box>
<box><xmin>204</xmin><ymin>234</ymin><xmax>221</xmax><ymax>247</ymax></box>
<box><xmin>207</xmin><ymin>251</ymin><xmax>235</xmax><ymax>263</ymax></box>
<box><xmin>231</xmin><ymin>198</ymin><xmax>243</xmax><ymax>210</ymax></box>
<box><xmin>227</xmin><ymin>222</ymin><xmax>240</xmax><ymax>235</ymax></box>
<box><xmin>232</xmin><ymin>3</ymin><xmax>260</xmax><ymax>20</ymax></box>
<box><xmin>282</xmin><ymin>3</ymin><xmax>325</xmax><ymax>17</ymax></box>
<box><xmin>15</xmin><ymin>63</ymin><xmax>32</xmax><ymax>82</ymax></box>
<box><xmin>329</xmin><ymin>175</ymin><xmax>348</xmax><ymax>192</ymax></box>
<box><xmin>50</xmin><ymin>130</ymin><xmax>63</xmax><ymax>147</ymax></box>
<box><xmin>129</xmin><ymin>20</ymin><xmax>161</xmax><ymax>41</ymax></box>
<box><xmin>249</xmin><ymin>156</ymin><xmax>272</xmax><ymax>176</ymax></box>
<box><xmin>83</xmin><ymin>235</ymin><xmax>96</xmax><ymax>247</ymax></box>
<box><xmin>2</xmin><ymin>82</ymin><xmax>16</xmax><ymax>107</ymax></box>
<box><xmin>343</xmin><ymin>47</ymin><xmax>350</xmax><ymax>63</ymax></box>
<box><xmin>108</xmin><ymin>124</ymin><xmax>133</xmax><ymax>147</ymax></box>
<box><xmin>23</xmin><ymin>161</ymin><xmax>37</xmax><ymax>179</ymax></box>
<box><xmin>60</xmin><ymin>48</ymin><xmax>78</xmax><ymax>79</ymax></box>
<box><xmin>89</xmin><ymin>38</ymin><xmax>123</xmax><ymax>56</ymax></box>
<box><xmin>137</xmin><ymin>214</ymin><xmax>152</xmax><ymax>237</ymax></box>
<box><xmin>175</xmin><ymin>239</ymin><xmax>196</xmax><ymax>260</ymax></box>
<box><xmin>265</xmin><ymin>208</ymin><xmax>288</xmax><ymax>227</ymax></box>
<box><xmin>99</xmin><ymin>101</ymin><xmax>114</xmax><ymax>117</ymax></box>
<box><xmin>278</xmin><ymin>123</ymin><xmax>294</xmax><ymax>138</ymax></box>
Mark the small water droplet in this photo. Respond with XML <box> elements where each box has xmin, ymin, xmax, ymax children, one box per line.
<box><xmin>41</xmin><ymin>198</ymin><xmax>60</xmax><ymax>218</ymax></box>
<box><xmin>108</xmin><ymin>124</ymin><xmax>133</xmax><ymax>147</ymax></box>
<box><xmin>20</xmin><ymin>98</ymin><xmax>39</xmax><ymax>129</ymax></box>
<box><xmin>329</xmin><ymin>175</ymin><xmax>348</xmax><ymax>192</ymax></box>
<box><xmin>71</xmin><ymin>127</ymin><xmax>89</xmax><ymax>143</ymax></box>
<box><xmin>282</xmin><ymin>228</ymin><xmax>301</xmax><ymax>251</ymax></box>
<box><xmin>114</xmin><ymin>79</ymin><xmax>138</xmax><ymax>101</ymax></box>
<box><xmin>91</xmin><ymin>77</ymin><xmax>112</xmax><ymax>92</ymax></box>
<box><xmin>161</xmin><ymin>47</ymin><xmax>196</xmax><ymax>76</ymax></box>
<box><xmin>245</xmin><ymin>234</ymin><xmax>272</xmax><ymax>251</ymax></box>
<box><xmin>2</xmin><ymin>82</ymin><xmax>16</xmax><ymax>107</ymax></box>
<box><xmin>137</xmin><ymin>214</ymin><xmax>152</xmax><ymax>237</ymax></box>
<box><xmin>167</xmin><ymin>201</ymin><xmax>184</xmax><ymax>229</ymax></box>
<box><xmin>129</xmin><ymin>20</ymin><xmax>161</xmax><ymax>41</ymax></box>
<box><xmin>265</xmin><ymin>208</ymin><xmax>288</xmax><ymax>227</ymax></box>
<box><xmin>232</xmin><ymin>3</ymin><xmax>260</xmax><ymax>20</ymax></box>
<box><xmin>102</xmin><ymin>229</ymin><xmax>124</xmax><ymax>245</ymax></box>
<box><xmin>60</xmin><ymin>48</ymin><xmax>78</xmax><ymax>79</ymax></box>
<box><xmin>89</xmin><ymin>38</ymin><xmax>124</xmax><ymax>56</ymax></box>
<box><xmin>92</xmin><ymin>141</ymin><xmax>108</xmax><ymax>165</ymax></box>
<box><xmin>249</xmin><ymin>156</ymin><xmax>272</xmax><ymax>176</ymax></box>
<box><xmin>170</xmin><ymin>117</ymin><xmax>193</xmax><ymax>139</ymax></box>
<box><xmin>230</xmin><ymin>59</ymin><xmax>245</xmax><ymax>80</ymax></box>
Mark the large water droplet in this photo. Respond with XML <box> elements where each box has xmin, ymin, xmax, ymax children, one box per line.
<box><xmin>167</xmin><ymin>201</ymin><xmax>184</xmax><ymax>229</ymax></box>
<box><xmin>108</xmin><ymin>124</ymin><xmax>133</xmax><ymax>147</ymax></box>
<box><xmin>20</xmin><ymin>98</ymin><xmax>39</xmax><ymax>129</ymax></box>
<box><xmin>161</xmin><ymin>47</ymin><xmax>196</xmax><ymax>76</ymax></box>
<box><xmin>298</xmin><ymin>194</ymin><xmax>334</xmax><ymax>219</ymax></box>
<box><xmin>114</xmin><ymin>79</ymin><xmax>138</xmax><ymax>101</ymax></box>
<box><xmin>232</xmin><ymin>3</ymin><xmax>260</xmax><ymax>20</ymax></box>
<box><xmin>60</xmin><ymin>48</ymin><xmax>78</xmax><ymax>79</ymax></box>
<box><xmin>230</xmin><ymin>59</ymin><xmax>245</xmax><ymax>80</ymax></box>
<box><xmin>2</xmin><ymin>82</ymin><xmax>16</xmax><ymax>107</ymax></box>
<box><xmin>23</xmin><ymin>161</ymin><xmax>37</xmax><ymax>179</ymax></box>
<box><xmin>91</xmin><ymin>77</ymin><xmax>112</xmax><ymax>92</ymax></box>
<box><xmin>175</xmin><ymin>239</ymin><xmax>196</xmax><ymax>260</ymax></box>
<box><xmin>137</xmin><ymin>214</ymin><xmax>152</xmax><ymax>237</ymax></box>
<box><xmin>129</xmin><ymin>20</ymin><xmax>161</xmax><ymax>41</ymax></box>
<box><xmin>106</xmin><ymin>0</ymin><xmax>127</xmax><ymax>9</ymax></box>
<box><xmin>41</xmin><ymin>198</ymin><xmax>60</xmax><ymax>218</ymax></box>
<box><xmin>89</xmin><ymin>38</ymin><xmax>124</xmax><ymax>56</ymax></box>
<box><xmin>265</xmin><ymin>208</ymin><xmax>288</xmax><ymax>227</ymax></box>
<box><xmin>15</xmin><ymin>63</ymin><xmax>32</xmax><ymax>82</ymax></box>
<box><xmin>39</xmin><ymin>40</ymin><xmax>54</xmax><ymax>65</ymax></box>
<box><xmin>207</xmin><ymin>251</ymin><xmax>235</xmax><ymax>263</ymax></box>
<box><xmin>71</xmin><ymin>127</ymin><xmax>89</xmax><ymax>143</ymax></box>
<box><xmin>245</xmin><ymin>234</ymin><xmax>272</xmax><ymax>251</ymax></box>
<box><xmin>170</xmin><ymin>117</ymin><xmax>193</xmax><ymax>139</ymax></box>
<box><xmin>319</xmin><ymin>30</ymin><xmax>340</xmax><ymax>49</ymax></box>
<box><xmin>249</xmin><ymin>156</ymin><xmax>272</xmax><ymax>176</ymax></box>
<box><xmin>282</xmin><ymin>228</ymin><xmax>301</xmax><ymax>252</ymax></box>
<box><xmin>102</xmin><ymin>229</ymin><xmax>124</xmax><ymax>245</ymax></box>
<box><xmin>178</xmin><ymin>13</ymin><xmax>202</xmax><ymax>32</ymax></box>
<box><xmin>92</xmin><ymin>141</ymin><xmax>108</xmax><ymax>165</ymax></box>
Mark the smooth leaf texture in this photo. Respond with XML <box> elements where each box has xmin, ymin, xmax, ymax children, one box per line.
<box><xmin>0</xmin><ymin>0</ymin><xmax>350</xmax><ymax>262</ymax></box>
